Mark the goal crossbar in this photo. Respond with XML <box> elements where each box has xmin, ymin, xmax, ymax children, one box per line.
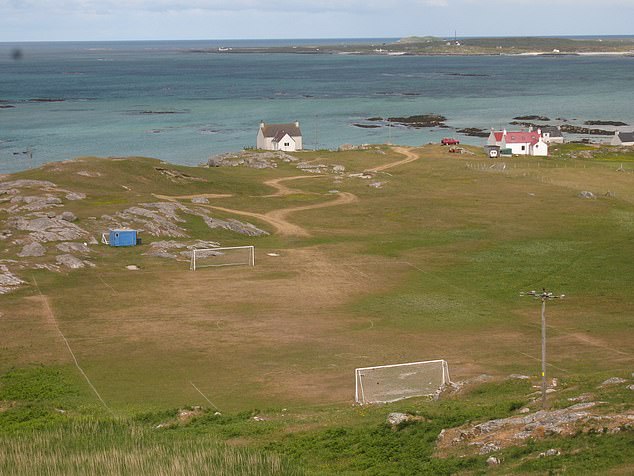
<box><xmin>355</xmin><ymin>359</ymin><xmax>451</xmax><ymax>405</ymax></box>
<box><xmin>190</xmin><ymin>246</ymin><xmax>255</xmax><ymax>270</ymax></box>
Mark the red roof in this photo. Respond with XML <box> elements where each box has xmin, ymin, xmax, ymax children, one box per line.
<box><xmin>493</xmin><ymin>130</ymin><xmax>541</xmax><ymax>145</ymax></box>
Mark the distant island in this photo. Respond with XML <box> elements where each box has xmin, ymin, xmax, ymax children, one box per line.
<box><xmin>189</xmin><ymin>36</ymin><xmax>634</xmax><ymax>56</ymax></box>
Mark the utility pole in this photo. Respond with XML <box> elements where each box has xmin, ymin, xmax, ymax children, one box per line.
<box><xmin>520</xmin><ymin>288</ymin><xmax>565</xmax><ymax>409</ymax></box>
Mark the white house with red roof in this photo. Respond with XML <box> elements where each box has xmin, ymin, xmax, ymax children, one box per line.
<box><xmin>487</xmin><ymin>128</ymin><xmax>548</xmax><ymax>156</ymax></box>
<box><xmin>257</xmin><ymin>121</ymin><xmax>303</xmax><ymax>152</ymax></box>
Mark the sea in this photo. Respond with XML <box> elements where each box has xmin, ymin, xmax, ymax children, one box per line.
<box><xmin>1</xmin><ymin>39</ymin><xmax>633</xmax><ymax>174</ymax></box>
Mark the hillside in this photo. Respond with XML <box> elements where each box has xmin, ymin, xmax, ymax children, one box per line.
<box><xmin>1</xmin><ymin>144</ymin><xmax>633</xmax><ymax>474</ymax></box>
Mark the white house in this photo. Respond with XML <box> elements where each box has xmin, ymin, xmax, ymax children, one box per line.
<box><xmin>256</xmin><ymin>121</ymin><xmax>303</xmax><ymax>152</ymax></box>
<box><xmin>487</xmin><ymin>129</ymin><xmax>549</xmax><ymax>156</ymax></box>
<box><xmin>611</xmin><ymin>131</ymin><xmax>634</xmax><ymax>146</ymax></box>
<box><xmin>539</xmin><ymin>126</ymin><xmax>564</xmax><ymax>144</ymax></box>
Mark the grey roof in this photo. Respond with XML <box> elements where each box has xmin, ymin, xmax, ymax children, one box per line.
<box><xmin>260</xmin><ymin>122</ymin><xmax>301</xmax><ymax>138</ymax></box>
<box><xmin>540</xmin><ymin>126</ymin><xmax>563</xmax><ymax>137</ymax></box>
<box><xmin>617</xmin><ymin>131</ymin><xmax>634</xmax><ymax>143</ymax></box>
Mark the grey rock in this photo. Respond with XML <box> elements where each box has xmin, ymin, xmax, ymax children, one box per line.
<box><xmin>56</xmin><ymin>242</ymin><xmax>90</xmax><ymax>254</ymax></box>
<box><xmin>568</xmin><ymin>393</ymin><xmax>593</xmax><ymax>402</ymax></box>
<box><xmin>202</xmin><ymin>216</ymin><xmax>268</xmax><ymax>237</ymax></box>
<box><xmin>0</xmin><ymin>264</ymin><xmax>24</xmax><ymax>294</ymax></box>
<box><xmin>17</xmin><ymin>242</ymin><xmax>46</xmax><ymax>257</ymax></box>
<box><xmin>508</xmin><ymin>374</ymin><xmax>531</xmax><ymax>380</ymax></box>
<box><xmin>60</xmin><ymin>211</ymin><xmax>77</xmax><ymax>222</ymax></box>
<box><xmin>332</xmin><ymin>165</ymin><xmax>346</xmax><ymax>173</ymax></box>
<box><xmin>0</xmin><ymin>179</ymin><xmax>56</xmax><ymax>190</ymax></box>
<box><xmin>191</xmin><ymin>197</ymin><xmax>209</xmax><ymax>204</ymax></box>
<box><xmin>627</xmin><ymin>385</ymin><xmax>634</xmax><ymax>391</ymax></box>
<box><xmin>539</xmin><ymin>449</ymin><xmax>561</xmax><ymax>457</ymax></box>
<box><xmin>8</xmin><ymin>216</ymin><xmax>88</xmax><ymax>242</ymax></box>
<box><xmin>387</xmin><ymin>412</ymin><xmax>409</xmax><ymax>426</ymax></box>
<box><xmin>518</xmin><ymin>407</ymin><xmax>531</xmax><ymax>414</ymax></box>
<box><xmin>144</xmin><ymin>250</ymin><xmax>178</xmax><ymax>259</ymax></box>
<box><xmin>479</xmin><ymin>442</ymin><xmax>501</xmax><ymax>455</ymax></box>
<box><xmin>45</xmin><ymin>196</ymin><xmax>62</xmax><ymax>204</ymax></box>
<box><xmin>601</xmin><ymin>377</ymin><xmax>628</xmax><ymax>386</ymax></box>
<box><xmin>65</xmin><ymin>192</ymin><xmax>86</xmax><ymax>200</ymax></box>
<box><xmin>486</xmin><ymin>456</ymin><xmax>501</xmax><ymax>466</ymax></box>
<box><xmin>76</xmin><ymin>171</ymin><xmax>101</xmax><ymax>178</ymax></box>
<box><xmin>369</xmin><ymin>182</ymin><xmax>384</xmax><ymax>188</ymax></box>
<box><xmin>56</xmin><ymin>254</ymin><xmax>87</xmax><ymax>269</ymax></box>
<box><xmin>578</xmin><ymin>191</ymin><xmax>596</xmax><ymax>199</ymax></box>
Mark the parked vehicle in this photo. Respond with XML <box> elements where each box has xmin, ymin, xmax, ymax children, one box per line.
<box><xmin>441</xmin><ymin>138</ymin><xmax>460</xmax><ymax>145</ymax></box>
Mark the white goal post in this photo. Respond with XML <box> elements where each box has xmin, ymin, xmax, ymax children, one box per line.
<box><xmin>355</xmin><ymin>359</ymin><xmax>451</xmax><ymax>405</ymax></box>
<box><xmin>190</xmin><ymin>246</ymin><xmax>255</xmax><ymax>270</ymax></box>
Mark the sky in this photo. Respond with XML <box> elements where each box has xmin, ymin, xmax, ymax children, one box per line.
<box><xmin>1</xmin><ymin>0</ymin><xmax>633</xmax><ymax>42</ymax></box>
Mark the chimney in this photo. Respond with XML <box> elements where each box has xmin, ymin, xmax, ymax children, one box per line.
<box><xmin>260</xmin><ymin>121</ymin><xmax>265</xmax><ymax>128</ymax></box>
<box><xmin>529</xmin><ymin>125</ymin><xmax>533</xmax><ymax>132</ymax></box>
<box><xmin>503</xmin><ymin>129</ymin><xmax>507</xmax><ymax>136</ymax></box>
<box><xmin>537</xmin><ymin>128</ymin><xmax>542</xmax><ymax>136</ymax></box>
<box><xmin>295</xmin><ymin>121</ymin><xmax>300</xmax><ymax>128</ymax></box>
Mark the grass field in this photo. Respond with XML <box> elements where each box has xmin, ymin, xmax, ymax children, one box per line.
<box><xmin>1</xmin><ymin>144</ymin><xmax>633</xmax><ymax>474</ymax></box>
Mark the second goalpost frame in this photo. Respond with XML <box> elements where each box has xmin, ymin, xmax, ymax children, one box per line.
<box><xmin>355</xmin><ymin>359</ymin><xmax>452</xmax><ymax>405</ymax></box>
<box><xmin>190</xmin><ymin>246</ymin><xmax>255</xmax><ymax>270</ymax></box>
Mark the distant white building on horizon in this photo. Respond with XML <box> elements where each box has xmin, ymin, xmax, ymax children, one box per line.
<box><xmin>256</xmin><ymin>121</ymin><xmax>303</xmax><ymax>152</ymax></box>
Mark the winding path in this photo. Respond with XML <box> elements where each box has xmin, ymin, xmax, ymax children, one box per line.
<box><xmin>367</xmin><ymin>146</ymin><xmax>420</xmax><ymax>172</ymax></box>
<box><xmin>157</xmin><ymin>146</ymin><xmax>419</xmax><ymax>237</ymax></box>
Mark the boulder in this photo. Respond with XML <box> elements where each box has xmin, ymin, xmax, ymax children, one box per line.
<box><xmin>56</xmin><ymin>254</ymin><xmax>86</xmax><ymax>269</ymax></box>
<box><xmin>578</xmin><ymin>191</ymin><xmax>596</xmax><ymax>199</ymax></box>
<box><xmin>17</xmin><ymin>242</ymin><xmax>46</xmax><ymax>257</ymax></box>
<box><xmin>539</xmin><ymin>449</ymin><xmax>561</xmax><ymax>457</ymax></box>
<box><xmin>600</xmin><ymin>377</ymin><xmax>628</xmax><ymax>386</ymax></box>
<box><xmin>479</xmin><ymin>442</ymin><xmax>501</xmax><ymax>455</ymax></box>
<box><xmin>56</xmin><ymin>242</ymin><xmax>90</xmax><ymax>253</ymax></box>
<box><xmin>60</xmin><ymin>211</ymin><xmax>77</xmax><ymax>222</ymax></box>
<box><xmin>486</xmin><ymin>456</ymin><xmax>501</xmax><ymax>466</ymax></box>
<box><xmin>387</xmin><ymin>412</ymin><xmax>409</xmax><ymax>426</ymax></box>
<box><xmin>191</xmin><ymin>197</ymin><xmax>209</xmax><ymax>204</ymax></box>
<box><xmin>65</xmin><ymin>191</ymin><xmax>86</xmax><ymax>200</ymax></box>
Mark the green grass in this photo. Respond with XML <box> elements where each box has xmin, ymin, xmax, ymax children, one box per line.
<box><xmin>2</xmin><ymin>145</ymin><xmax>634</xmax><ymax>474</ymax></box>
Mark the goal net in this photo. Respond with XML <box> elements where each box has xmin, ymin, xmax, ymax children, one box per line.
<box><xmin>190</xmin><ymin>246</ymin><xmax>255</xmax><ymax>270</ymax></box>
<box><xmin>355</xmin><ymin>359</ymin><xmax>451</xmax><ymax>405</ymax></box>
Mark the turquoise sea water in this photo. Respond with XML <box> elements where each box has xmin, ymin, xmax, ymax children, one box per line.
<box><xmin>1</xmin><ymin>40</ymin><xmax>633</xmax><ymax>173</ymax></box>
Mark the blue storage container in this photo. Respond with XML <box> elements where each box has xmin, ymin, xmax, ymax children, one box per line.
<box><xmin>109</xmin><ymin>229</ymin><xmax>137</xmax><ymax>247</ymax></box>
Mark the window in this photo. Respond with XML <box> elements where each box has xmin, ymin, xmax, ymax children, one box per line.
<box><xmin>521</xmin><ymin>145</ymin><xmax>526</xmax><ymax>151</ymax></box>
<box><xmin>284</xmin><ymin>142</ymin><xmax>290</xmax><ymax>147</ymax></box>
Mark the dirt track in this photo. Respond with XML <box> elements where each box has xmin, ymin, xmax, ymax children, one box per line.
<box><xmin>367</xmin><ymin>146</ymin><xmax>420</xmax><ymax>172</ymax></box>
<box><xmin>261</xmin><ymin>175</ymin><xmax>323</xmax><ymax>197</ymax></box>
<box><xmin>158</xmin><ymin>146</ymin><xmax>419</xmax><ymax>236</ymax></box>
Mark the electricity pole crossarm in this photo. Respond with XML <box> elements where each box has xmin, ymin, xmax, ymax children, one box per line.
<box><xmin>520</xmin><ymin>288</ymin><xmax>565</xmax><ymax>409</ymax></box>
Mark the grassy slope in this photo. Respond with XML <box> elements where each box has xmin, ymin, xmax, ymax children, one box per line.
<box><xmin>1</xmin><ymin>145</ymin><xmax>633</xmax><ymax>474</ymax></box>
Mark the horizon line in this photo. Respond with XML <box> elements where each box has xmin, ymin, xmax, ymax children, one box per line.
<box><xmin>2</xmin><ymin>34</ymin><xmax>634</xmax><ymax>44</ymax></box>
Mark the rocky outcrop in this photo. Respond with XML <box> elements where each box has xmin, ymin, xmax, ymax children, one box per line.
<box><xmin>207</xmin><ymin>151</ymin><xmax>297</xmax><ymax>169</ymax></box>
<box><xmin>8</xmin><ymin>215</ymin><xmax>88</xmax><ymax>242</ymax></box>
<box><xmin>436</xmin><ymin>402</ymin><xmax>634</xmax><ymax>455</ymax></box>
<box><xmin>17</xmin><ymin>242</ymin><xmax>46</xmax><ymax>257</ymax></box>
<box><xmin>56</xmin><ymin>254</ymin><xmax>92</xmax><ymax>269</ymax></box>
<box><xmin>56</xmin><ymin>242</ymin><xmax>91</xmax><ymax>254</ymax></box>
<box><xmin>386</xmin><ymin>114</ymin><xmax>447</xmax><ymax>128</ymax></box>
<box><xmin>201</xmin><ymin>216</ymin><xmax>268</xmax><ymax>237</ymax></box>
<box><xmin>0</xmin><ymin>265</ymin><xmax>24</xmax><ymax>294</ymax></box>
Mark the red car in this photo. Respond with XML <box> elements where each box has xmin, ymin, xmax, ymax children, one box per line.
<box><xmin>441</xmin><ymin>138</ymin><xmax>460</xmax><ymax>146</ymax></box>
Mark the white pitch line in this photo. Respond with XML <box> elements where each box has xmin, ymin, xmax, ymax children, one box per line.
<box><xmin>190</xmin><ymin>381</ymin><xmax>221</xmax><ymax>412</ymax></box>
<box><xmin>32</xmin><ymin>276</ymin><xmax>113</xmax><ymax>415</ymax></box>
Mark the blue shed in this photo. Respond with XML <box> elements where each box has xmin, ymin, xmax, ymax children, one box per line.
<box><xmin>109</xmin><ymin>229</ymin><xmax>137</xmax><ymax>247</ymax></box>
